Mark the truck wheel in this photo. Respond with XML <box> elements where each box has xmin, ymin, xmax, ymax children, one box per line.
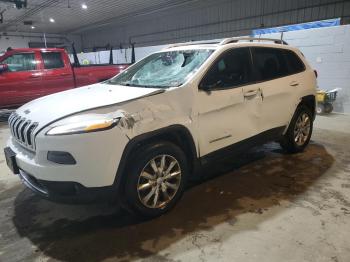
<box><xmin>324</xmin><ymin>103</ymin><xmax>333</xmax><ymax>113</ymax></box>
<box><xmin>280</xmin><ymin>106</ymin><xmax>313</xmax><ymax>153</ymax></box>
<box><xmin>124</xmin><ymin>141</ymin><xmax>188</xmax><ymax>217</ymax></box>
<box><xmin>316</xmin><ymin>104</ymin><xmax>324</xmax><ymax>114</ymax></box>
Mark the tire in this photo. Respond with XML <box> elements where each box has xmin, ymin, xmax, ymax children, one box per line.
<box><xmin>316</xmin><ymin>104</ymin><xmax>324</xmax><ymax>114</ymax></box>
<box><xmin>124</xmin><ymin>141</ymin><xmax>188</xmax><ymax>217</ymax></box>
<box><xmin>280</xmin><ymin>105</ymin><xmax>313</xmax><ymax>153</ymax></box>
<box><xmin>324</xmin><ymin>103</ymin><xmax>333</xmax><ymax>114</ymax></box>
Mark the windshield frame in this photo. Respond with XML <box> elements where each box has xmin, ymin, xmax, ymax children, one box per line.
<box><xmin>106</xmin><ymin>48</ymin><xmax>215</xmax><ymax>89</ymax></box>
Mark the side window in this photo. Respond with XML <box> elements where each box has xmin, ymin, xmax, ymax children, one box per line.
<box><xmin>283</xmin><ymin>50</ymin><xmax>305</xmax><ymax>74</ymax></box>
<box><xmin>41</xmin><ymin>52</ymin><xmax>64</xmax><ymax>69</ymax></box>
<box><xmin>252</xmin><ymin>47</ymin><xmax>289</xmax><ymax>81</ymax></box>
<box><xmin>2</xmin><ymin>53</ymin><xmax>36</xmax><ymax>72</ymax></box>
<box><xmin>200</xmin><ymin>48</ymin><xmax>252</xmax><ymax>89</ymax></box>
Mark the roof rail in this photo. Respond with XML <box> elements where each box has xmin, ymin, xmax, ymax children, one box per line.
<box><xmin>166</xmin><ymin>40</ymin><xmax>221</xmax><ymax>49</ymax></box>
<box><xmin>220</xmin><ymin>37</ymin><xmax>288</xmax><ymax>45</ymax></box>
<box><xmin>164</xmin><ymin>37</ymin><xmax>288</xmax><ymax>50</ymax></box>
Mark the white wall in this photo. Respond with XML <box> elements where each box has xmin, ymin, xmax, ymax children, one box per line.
<box><xmin>73</xmin><ymin>44</ymin><xmax>168</xmax><ymax>65</ymax></box>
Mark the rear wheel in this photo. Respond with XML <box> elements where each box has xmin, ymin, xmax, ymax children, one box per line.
<box><xmin>124</xmin><ymin>141</ymin><xmax>188</xmax><ymax>217</ymax></box>
<box><xmin>324</xmin><ymin>103</ymin><xmax>333</xmax><ymax>113</ymax></box>
<box><xmin>280</xmin><ymin>106</ymin><xmax>313</xmax><ymax>153</ymax></box>
<box><xmin>316</xmin><ymin>104</ymin><xmax>324</xmax><ymax>114</ymax></box>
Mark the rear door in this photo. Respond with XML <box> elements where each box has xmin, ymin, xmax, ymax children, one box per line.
<box><xmin>196</xmin><ymin>47</ymin><xmax>262</xmax><ymax>157</ymax></box>
<box><xmin>0</xmin><ymin>51</ymin><xmax>42</xmax><ymax>108</ymax></box>
<box><xmin>40</xmin><ymin>51</ymin><xmax>75</xmax><ymax>96</ymax></box>
<box><xmin>251</xmin><ymin>47</ymin><xmax>304</xmax><ymax>132</ymax></box>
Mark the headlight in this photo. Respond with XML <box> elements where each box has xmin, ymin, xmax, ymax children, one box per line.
<box><xmin>46</xmin><ymin>115</ymin><xmax>120</xmax><ymax>136</ymax></box>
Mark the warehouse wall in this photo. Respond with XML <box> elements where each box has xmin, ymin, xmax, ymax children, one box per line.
<box><xmin>0</xmin><ymin>32</ymin><xmax>82</xmax><ymax>52</ymax></box>
<box><xmin>81</xmin><ymin>0</ymin><xmax>350</xmax><ymax>50</ymax></box>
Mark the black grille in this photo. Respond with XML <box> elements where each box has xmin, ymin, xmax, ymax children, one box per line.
<box><xmin>8</xmin><ymin>113</ymin><xmax>38</xmax><ymax>151</ymax></box>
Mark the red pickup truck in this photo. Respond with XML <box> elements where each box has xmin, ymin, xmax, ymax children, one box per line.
<box><xmin>0</xmin><ymin>48</ymin><xmax>129</xmax><ymax>109</ymax></box>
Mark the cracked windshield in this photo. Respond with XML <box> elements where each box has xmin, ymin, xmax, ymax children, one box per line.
<box><xmin>107</xmin><ymin>49</ymin><xmax>214</xmax><ymax>88</ymax></box>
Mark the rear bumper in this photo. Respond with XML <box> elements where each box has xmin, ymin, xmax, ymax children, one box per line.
<box><xmin>18</xmin><ymin>169</ymin><xmax>116</xmax><ymax>204</ymax></box>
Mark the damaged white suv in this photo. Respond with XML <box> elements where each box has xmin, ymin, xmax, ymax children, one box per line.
<box><xmin>4</xmin><ymin>37</ymin><xmax>317</xmax><ymax>217</ymax></box>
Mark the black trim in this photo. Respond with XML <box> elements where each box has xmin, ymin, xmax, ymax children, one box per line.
<box><xmin>47</xmin><ymin>151</ymin><xmax>76</xmax><ymax>165</ymax></box>
<box><xmin>200</xmin><ymin>126</ymin><xmax>286</xmax><ymax>165</ymax></box>
<box><xmin>300</xmin><ymin>95</ymin><xmax>316</xmax><ymax>120</ymax></box>
<box><xmin>4</xmin><ymin>147</ymin><xmax>19</xmax><ymax>174</ymax></box>
<box><xmin>112</xmin><ymin>124</ymin><xmax>198</xmax><ymax>190</ymax></box>
<box><xmin>19</xmin><ymin>169</ymin><xmax>115</xmax><ymax>204</ymax></box>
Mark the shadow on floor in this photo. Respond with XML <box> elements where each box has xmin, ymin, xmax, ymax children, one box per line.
<box><xmin>12</xmin><ymin>142</ymin><xmax>334</xmax><ymax>261</ymax></box>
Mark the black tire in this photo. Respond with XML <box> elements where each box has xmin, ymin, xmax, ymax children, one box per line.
<box><xmin>124</xmin><ymin>141</ymin><xmax>188</xmax><ymax>217</ymax></box>
<box><xmin>280</xmin><ymin>105</ymin><xmax>313</xmax><ymax>153</ymax></box>
<box><xmin>316</xmin><ymin>104</ymin><xmax>324</xmax><ymax>114</ymax></box>
<box><xmin>324</xmin><ymin>103</ymin><xmax>333</xmax><ymax>114</ymax></box>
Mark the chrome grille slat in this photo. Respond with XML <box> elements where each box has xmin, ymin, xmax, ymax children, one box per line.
<box><xmin>20</xmin><ymin>121</ymin><xmax>30</xmax><ymax>142</ymax></box>
<box><xmin>14</xmin><ymin>118</ymin><xmax>23</xmax><ymax>140</ymax></box>
<box><xmin>8</xmin><ymin>113</ymin><xmax>38</xmax><ymax>151</ymax></box>
<box><xmin>23</xmin><ymin>121</ymin><xmax>32</xmax><ymax>145</ymax></box>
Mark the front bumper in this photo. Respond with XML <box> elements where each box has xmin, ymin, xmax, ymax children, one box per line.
<box><xmin>6</xmin><ymin>125</ymin><xmax>130</xmax><ymax>200</ymax></box>
<box><xmin>18</xmin><ymin>169</ymin><xmax>116</xmax><ymax>204</ymax></box>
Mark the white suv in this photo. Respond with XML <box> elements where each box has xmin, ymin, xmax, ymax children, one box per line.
<box><xmin>4</xmin><ymin>37</ymin><xmax>317</xmax><ymax>217</ymax></box>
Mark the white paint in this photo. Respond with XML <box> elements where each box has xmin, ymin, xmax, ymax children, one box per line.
<box><xmin>7</xmin><ymin>41</ymin><xmax>316</xmax><ymax>189</ymax></box>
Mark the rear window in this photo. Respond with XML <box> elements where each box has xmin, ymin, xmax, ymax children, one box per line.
<box><xmin>252</xmin><ymin>47</ymin><xmax>289</xmax><ymax>81</ymax></box>
<box><xmin>41</xmin><ymin>52</ymin><xmax>64</xmax><ymax>69</ymax></box>
<box><xmin>283</xmin><ymin>50</ymin><xmax>305</xmax><ymax>74</ymax></box>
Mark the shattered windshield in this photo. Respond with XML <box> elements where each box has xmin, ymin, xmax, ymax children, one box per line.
<box><xmin>107</xmin><ymin>49</ymin><xmax>214</xmax><ymax>88</ymax></box>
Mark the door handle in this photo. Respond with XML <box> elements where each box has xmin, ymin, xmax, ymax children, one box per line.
<box><xmin>290</xmin><ymin>81</ymin><xmax>299</xmax><ymax>87</ymax></box>
<box><xmin>244</xmin><ymin>90</ymin><xmax>258</xmax><ymax>97</ymax></box>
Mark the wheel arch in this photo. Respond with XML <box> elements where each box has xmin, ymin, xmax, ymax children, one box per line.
<box><xmin>298</xmin><ymin>95</ymin><xmax>316</xmax><ymax>119</ymax></box>
<box><xmin>113</xmin><ymin>125</ymin><xmax>198</xmax><ymax>191</ymax></box>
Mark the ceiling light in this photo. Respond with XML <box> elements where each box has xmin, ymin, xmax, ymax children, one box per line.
<box><xmin>31</xmin><ymin>26</ymin><xmax>35</xmax><ymax>29</ymax></box>
<box><xmin>82</xmin><ymin>4</ymin><xmax>87</xmax><ymax>9</ymax></box>
<box><xmin>49</xmin><ymin>18</ymin><xmax>55</xmax><ymax>23</ymax></box>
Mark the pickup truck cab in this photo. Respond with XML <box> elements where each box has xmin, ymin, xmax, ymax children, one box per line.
<box><xmin>4</xmin><ymin>38</ymin><xmax>317</xmax><ymax>217</ymax></box>
<box><xmin>0</xmin><ymin>48</ymin><xmax>128</xmax><ymax>109</ymax></box>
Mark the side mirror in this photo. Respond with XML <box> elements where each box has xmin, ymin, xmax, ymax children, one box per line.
<box><xmin>199</xmin><ymin>79</ymin><xmax>222</xmax><ymax>92</ymax></box>
<box><xmin>0</xmin><ymin>64</ymin><xmax>8</xmax><ymax>73</ymax></box>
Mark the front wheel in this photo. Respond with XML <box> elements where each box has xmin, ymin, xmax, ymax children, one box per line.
<box><xmin>124</xmin><ymin>142</ymin><xmax>188</xmax><ymax>217</ymax></box>
<box><xmin>280</xmin><ymin>106</ymin><xmax>313</xmax><ymax>153</ymax></box>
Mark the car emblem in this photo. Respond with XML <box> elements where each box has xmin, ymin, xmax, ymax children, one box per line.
<box><xmin>24</xmin><ymin>109</ymin><xmax>31</xmax><ymax>114</ymax></box>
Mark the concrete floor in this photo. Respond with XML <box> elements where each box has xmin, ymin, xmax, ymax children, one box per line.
<box><xmin>0</xmin><ymin>114</ymin><xmax>350</xmax><ymax>262</ymax></box>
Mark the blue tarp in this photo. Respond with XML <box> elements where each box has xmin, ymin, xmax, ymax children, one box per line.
<box><xmin>252</xmin><ymin>18</ymin><xmax>341</xmax><ymax>35</ymax></box>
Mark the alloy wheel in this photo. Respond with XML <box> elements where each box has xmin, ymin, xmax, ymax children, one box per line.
<box><xmin>137</xmin><ymin>154</ymin><xmax>182</xmax><ymax>209</ymax></box>
<box><xmin>294</xmin><ymin>112</ymin><xmax>311</xmax><ymax>146</ymax></box>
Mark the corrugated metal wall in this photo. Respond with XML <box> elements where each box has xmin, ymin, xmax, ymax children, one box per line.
<box><xmin>81</xmin><ymin>0</ymin><xmax>350</xmax><ymax>50</ymax></box>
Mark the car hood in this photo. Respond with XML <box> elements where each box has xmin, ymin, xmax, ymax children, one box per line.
<box><xmin>15</xmin><ymin>83</ymin><xmax>164</xmax><ymax>129</ymax></box>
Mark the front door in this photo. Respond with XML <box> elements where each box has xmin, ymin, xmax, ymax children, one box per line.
<box><xmin>196</xmin><ymin>47</ymin><xmax>262</xmax><ymax>157</ymax></box>
<box><xmin>0</xmin><ymin>52</ymin><xmax>42</xmax><ymax>108</ymax></box>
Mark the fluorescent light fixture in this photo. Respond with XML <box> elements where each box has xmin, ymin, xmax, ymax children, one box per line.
<box><xmin>82</xmin><ymin>4</ymin><xmax>87</xmax><ymax>9</ymax></box>
<box><xmin>49</xmin><ymin>18</ymin><xmax>55</xmax><ymax>23</ymax></box>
